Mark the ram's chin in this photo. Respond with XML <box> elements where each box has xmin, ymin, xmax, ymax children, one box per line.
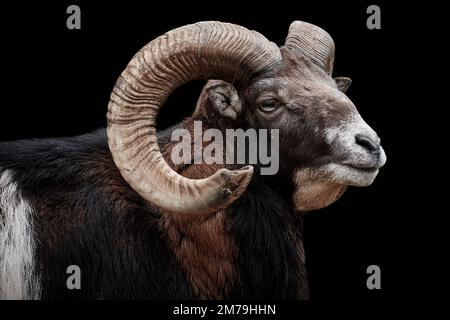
<box><xmin>292</xmin><ymin>163</ymin><xmax>379</xmax><ymax>212</ymax></box>
<box><xmin>292</xmin><ymin>181</ymin><xmax>347</xmax><ymax>212</ymax></box>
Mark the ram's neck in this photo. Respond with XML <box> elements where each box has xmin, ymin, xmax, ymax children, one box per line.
<box><xmin>158</xmin><ymin>119</ymin><xmax>309</xmax><ymax>299</ymax></box>
<box><xmin>227</xmin><ymin>178</ymin><xmax>309</xmax><ymax>299</ymax></box>
<box><xmin>159</xmin><ymin>177</ymin><xmax>309</xmax><ymax>299</ymax></box>
<box><xmin>158</xmin><ymin>125</ymin><xmax>234</xmax><ymax>298</ymax></box>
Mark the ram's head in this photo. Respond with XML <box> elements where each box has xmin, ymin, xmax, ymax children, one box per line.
<box><xmin>107</xmin><ymin>21</ymin><xmax>386</xmax><ymax>214</ymax></box>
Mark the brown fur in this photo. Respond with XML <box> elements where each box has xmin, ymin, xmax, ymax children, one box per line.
<box><xmin>161</xmin><ymin>125</ymin><xmax>237</xmax><ymax>299</ymax></box>
<box><xmin>159</xmin><ymin>164</ymin><xmax>237</xmax><ymax>299</ymax></box>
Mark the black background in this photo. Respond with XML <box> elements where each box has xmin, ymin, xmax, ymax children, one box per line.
<box><xmin>0</xmin><ymin>1</ymin><xmax>446</xmax><ymax>300</ymax></box>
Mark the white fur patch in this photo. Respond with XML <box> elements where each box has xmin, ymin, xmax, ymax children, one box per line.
<box><xmin>324</xmin><ymin>113</ymin><xmax>386</xmax><ymax>175</ymax></box>
<box><xmin>0</xmin><ymin>170</ymin><xmax>41</xmax><ymax>300</ymax></box>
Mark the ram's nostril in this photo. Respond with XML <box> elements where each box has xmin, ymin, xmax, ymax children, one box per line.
<box><xmin>355</xmin><ymin>134</ymin><xmax>380</xmax><ymax>154</ymax></box>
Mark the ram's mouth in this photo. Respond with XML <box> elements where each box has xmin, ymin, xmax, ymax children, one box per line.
<box><xmin>342</xmin><ymin>163</ymin><xmax>379</xmax><ymax>174</ymax></box>
<box><xmin>326</xmin><ymin>162</ymin><xmax>380</xmax><ymax>187</ymax></box>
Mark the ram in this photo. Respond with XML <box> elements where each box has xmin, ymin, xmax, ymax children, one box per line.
<box><xmin>0</xmin><ymin>21</ymin><xmax>386</xmax><ymax>299</ymax></box>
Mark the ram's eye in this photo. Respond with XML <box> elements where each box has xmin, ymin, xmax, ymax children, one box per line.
<box><xmin>258</xmin><ymin>99</ymin><xmax>279</xmax><ymax>113</ymax></box>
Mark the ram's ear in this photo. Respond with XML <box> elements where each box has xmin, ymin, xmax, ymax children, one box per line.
<box><xmin>334</xmin><ymin>77</ymin><xmax>352</xmax><ymax>93</ymax></box>
<box><xmin>205</xmin><ymin>80</ymin><xmax>242</xmax><ymax>120</ymax></box>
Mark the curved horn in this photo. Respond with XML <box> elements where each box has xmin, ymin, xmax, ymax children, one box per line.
<box><xmin>285</xmin><ymin>21</ymin><xmax>335</xmax><ymax>75</ymax></box>
<box><xmin>107</xmin><ymin>21</ymin><xmax>281</xmax><ymax>214</ymax></box>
